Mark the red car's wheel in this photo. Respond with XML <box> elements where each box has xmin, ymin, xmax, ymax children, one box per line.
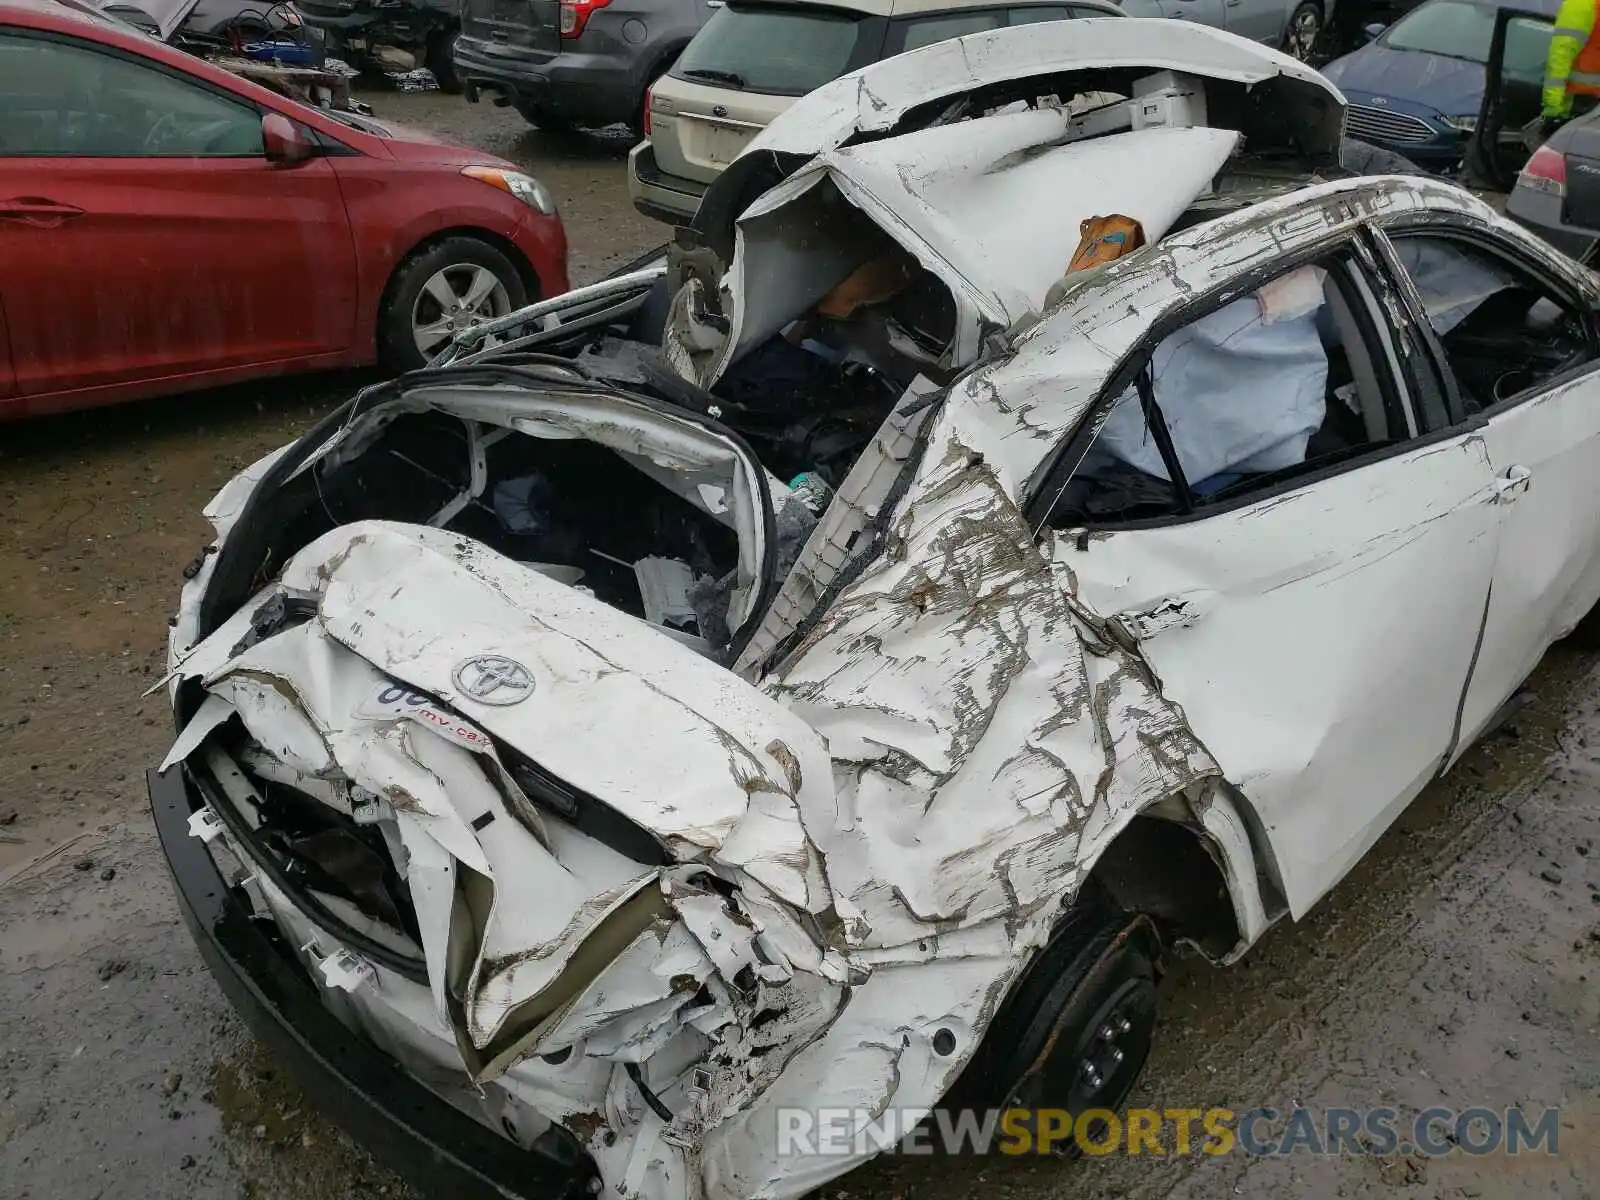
<box><xmin>379</xmin><ymin>237</ymin><xmax>529</xmax><ymax>372</ymax></box>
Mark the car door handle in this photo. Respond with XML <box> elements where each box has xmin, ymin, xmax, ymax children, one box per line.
<box><xmin>0</xmin><ymin>197</ymin><xmax>86</xmax><ymax>227</ymax></box>
<box><xmin>1493</xmin><ymin>464</ymin><xmax>1533</xmax><ymax>502</ymax></box>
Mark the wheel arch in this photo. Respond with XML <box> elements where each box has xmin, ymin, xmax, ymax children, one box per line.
<box><xmin>1079</xmin><ymin>781</ymin><xmax>1288</xmax><ymax>965</ymax></box>
<box><xmin>375</xmin><ymin>224</ymin><xmax>545</xmax><ymax>341</ymax></box>
<box><xmin>642</xmin><ymin>38</ymin><xmax>690</xmax><ymax>92</ymax></box>
<box><xmin>942</xmin><ymin>782</ymin><xmax>1287</xmax><ymax>1114</ymax></box>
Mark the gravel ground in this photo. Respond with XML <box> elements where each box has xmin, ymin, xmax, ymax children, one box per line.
<box><xmin>1</xmin><ymin>85</ymin><xmax>1596</xmax><ymax>1200</ymax></box>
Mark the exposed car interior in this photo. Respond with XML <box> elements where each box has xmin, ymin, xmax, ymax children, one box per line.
<box><xmin>1388</xmin><ymin>233</ymin><xmax>1595</xmax><ymax>411</ymax></box>
<box><xmin>1048</xmin><ymin>254</ymin><xmax>1411</xmax><ymax>524</ymax></box>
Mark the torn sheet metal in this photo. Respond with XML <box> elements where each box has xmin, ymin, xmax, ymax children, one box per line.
<box><xmin>704</xmin><ymin>122</ymin><xmax>1240</xmax><ymax>383</ymax></box>
<box><xmin>762</xmin><ymin>406</ymin><xmax>1220</xmax><ymax>951</ymax></box>
<box><xmin>734</xmin><ymin>18</ymin><xmax>1344</xmax><ymax>162</ymax></box>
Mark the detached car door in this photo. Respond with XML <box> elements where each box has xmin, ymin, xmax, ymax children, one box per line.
<box><xmin>1379</xmin><ymin>225</ymin><xmax>1600</xmax><ymax>758</ymax></box>
<box><xmin>1042</xmin><ymin>236</ymin><xmax>1499</xmax><ymax>916</ymax></box>
<box><xmin>0</xmin><ymin>28</ymin><xmax>357</xmax><ymax>402</ymax></box>
<box><xmin>1152</xmin><ymin>0</ymin><xmax>1227</xmax><ymax>33</ymax></box>
<box><xmin>1221</xmin><ymin>0</ymin><xmax>1288</xmax><ymax>45</ymax></box>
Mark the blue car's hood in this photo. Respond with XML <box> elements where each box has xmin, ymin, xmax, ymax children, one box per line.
<box><xmin>1322</xmin><ymin>42</ymin><xmax>1486</xmax><ymax>118</ymax></box>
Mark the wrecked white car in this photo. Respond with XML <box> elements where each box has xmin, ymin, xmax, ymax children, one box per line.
<box><xmin>149</xmin><ymin>18</ymin><xmax>1600</xmax><ymax>1200</ymax></box>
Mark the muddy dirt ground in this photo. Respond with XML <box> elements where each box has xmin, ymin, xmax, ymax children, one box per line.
<box><xmin>2</xmin><ymin>86</ymin><xmax>1598</xmax><ymax>1200</ymax></box>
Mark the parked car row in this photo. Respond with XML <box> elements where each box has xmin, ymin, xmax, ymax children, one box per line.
<box><xmin>454</xmin><ymin>0</ymin><xmax>1370</xmax><ymax>149</ymax></box>
<box><xmin>8</xmin><ymin>0</ymin><xmax>1595</xmax><ymax>425</ymax></box>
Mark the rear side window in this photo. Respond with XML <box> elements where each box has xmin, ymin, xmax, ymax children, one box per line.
<box><xmin>887</xmin><ymin>6</ymin><xmax>1090</xmax><ymax>55</ymax></box>
<box><xmin>1043</xmin><ymin>253</ymin><xmax>1419</xmax><ymax>526</ymax></box>
<box><xmin>891</xmin><ymin>10</ymin><xmax>1004</xmax><ymax>53</ymax></box>
<box><xmin>1010</xmin><ymin>5</ymin><xmax>1073</xmax><ymax>22</ymax></box>
<box><xmin>1385</xmin><ymin>231</ymin><xmax>1595</xmax><ymax>413</ymax></box>
<box><xmin>671</xmin><ymin>3</ymin><xmax>879</xmax><ymax>97</ymax></box>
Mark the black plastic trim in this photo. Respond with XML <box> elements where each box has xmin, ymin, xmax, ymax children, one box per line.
<box><xmin>186</xmin><ymin>750</ymin><xmax>429</xmax><ymax>983</ymax></box>
<box><xmin>148</xmin><ymin>764</ymin><xmax>599</xmax><ymax>1200</ymax></box>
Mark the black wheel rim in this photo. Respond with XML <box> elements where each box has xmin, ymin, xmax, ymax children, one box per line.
<box><xmin>1011</xmin><ymin>965</ymin><xmax>1159</xmax><ymax>1119</ymax></box>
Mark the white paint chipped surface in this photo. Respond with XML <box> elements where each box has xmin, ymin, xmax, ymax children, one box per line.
<box><xmin>737</xmin><ymin>18</ymin><xmax>1343</xmax><ymax>160</ymax></box>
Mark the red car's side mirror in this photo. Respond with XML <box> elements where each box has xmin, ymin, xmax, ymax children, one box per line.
<box><xmin>262</xmin><ymin>113</ymin><xmax>316</xmax><ymax>165</ymax></box>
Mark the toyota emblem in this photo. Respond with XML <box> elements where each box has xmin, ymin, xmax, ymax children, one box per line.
<box><xmin>713</xmin><ymin>104</ymin><xmax>729</xmax><ymax>118</ymax></box>
<box><xmin>453</xmin><ymin>655</ymin><xmax>535</xmax><ymax>705</ymax></box>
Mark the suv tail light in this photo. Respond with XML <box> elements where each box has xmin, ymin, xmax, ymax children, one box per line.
<box><xmin>643</xmin><ymin>81</ymin><xmax>655</xmax><ymax>136</ymax></box>
<box><xmin>1520</xmin><ymin>144</ymin><xmax>1568</xmax><ymax>197</ymax></box>
<box><xmin>558</xmin><ymin>0</ymin><xmax>611</xmax><ymax>38</ymax></box>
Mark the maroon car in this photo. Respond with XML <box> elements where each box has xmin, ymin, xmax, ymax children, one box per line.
<box><xmin>0</xmin><ymin>0</ymin><xmax>569</xmax><ymax>419</ymax></box>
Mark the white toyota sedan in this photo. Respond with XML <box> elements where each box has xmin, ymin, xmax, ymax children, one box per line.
<box><xmin>151</xmin><ymin>20</ymin><xmax>1600</xmax><ymax>1200</ymax></box>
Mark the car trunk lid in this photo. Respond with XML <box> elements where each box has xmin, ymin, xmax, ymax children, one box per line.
<box><xmin>462</xmin><ymin>0</ymin><xmax>561</xmax><ymax>53</ymax></box>
<box><xmin>649</xmin><ymin>75</ymin><xmax>796</xmax><ymax>186</ymax></box>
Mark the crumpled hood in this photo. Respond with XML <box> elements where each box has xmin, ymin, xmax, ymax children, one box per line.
<box><xmin>167</xmin><ymin>518</ymin><xmax>861</xmax><ymax>1127</ymax></box>
<box><xmin>691</xmin><ymin>121</ymin><xmax>1240</xmax><ymax>382</ymax></box>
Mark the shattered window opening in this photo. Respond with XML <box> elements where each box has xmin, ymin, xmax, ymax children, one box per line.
<box><xmin>1384</xmin><ymin>230</ymin><xmax>1598</xmax><ymax>414</ymax></box>
<box><xmin>1048</xmin><ymin>249</ymin><xmax>1423</xmax><ymax>526</ymax></box>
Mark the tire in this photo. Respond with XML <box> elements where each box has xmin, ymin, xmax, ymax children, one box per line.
<box><xmin>378</xmin><ymin>237</ymin><xmax>530</xmax><ymax>373</ymax></box>
<box><xmin>943</xmin><ymin>896</ymin><xmax>1162</xmax><ymax>1154</ymax></box>
<box><xmin>629</xmin><ymin>59</ymin><xmax>675</xmax><ymax>139</ymax></box>
<box><xmin>427</xmin><ymin>29</ymin><xmax>463</xmax><ymax>95</ymax></box>
<box><xmin>1281</xmin><ymin>0</ymin><xmax>1323</xmax><ymax>62</ymax></box>
<box><xmin>515</xmin><ymin>101</ymin><xmax>579</xmax><ymax>135</ymax></box>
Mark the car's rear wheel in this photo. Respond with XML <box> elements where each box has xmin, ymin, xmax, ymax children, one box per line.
<box><xmin>427</xmin><ymin>29</ymin><xmax>463</xmax><ymax>94</ymax></box>
<box><xmin>515</xmin><ymin>101</ymin><xmax>579</xmax><ymax>136</ymax></box>
<box><xmin>943</xmin><ymin>894</ymin><xmax>1161</xmax><ymax>1154</ymax></box>
<box><xmin>629</xmin><ymin>59</ymin><xmax>675</xmax><ymax>139</ymax></box>
<box><xmin>1281</xmin><ymin>0</ymin><xmax>1323</xmax><ymax>61</ymax></box>
<box><xmin>378</xmin><ymin>237</ymin><xmax>529</xmax><ymax>373</ymax></box>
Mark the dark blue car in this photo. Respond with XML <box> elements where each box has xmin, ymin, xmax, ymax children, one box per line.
<box><xmin>1322</xmin><ymin>0</ymin><xmax>1557</xmax><ymax>173</ymax></box>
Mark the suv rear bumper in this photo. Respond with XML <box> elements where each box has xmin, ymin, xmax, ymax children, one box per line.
<box><xmin>457</xmin><ymin>37</ymin><xmax>641</xmax><ymax>126</ymax></box>
<box><xmin>628</xmin><ymin>141</ymin><xmax>706</xmax><ymax>225</ymax></box>
<box><xmin>148</xmin><ymin>763</ymin><xmax>598</xmax><ymax>1200</ymax></box>
<box><xmin>1505</xmin><ymin>192</ymin><xmax>1600</xmax><ymax>263</ymax></box>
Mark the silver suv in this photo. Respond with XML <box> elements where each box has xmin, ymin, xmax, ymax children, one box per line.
<box><xmin>456</xmin><ymin>0</ymin><xmax>713</xmax><ymax>133</ymax></box>
<box><xmin>628</xmin><ymin>0</ymin><xmax>1123</xmax><ymax>224</ymax></box>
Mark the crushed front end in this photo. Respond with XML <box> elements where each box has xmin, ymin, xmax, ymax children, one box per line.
<box><xmin>153</xmin><ymin>371</ymin><xmax>885</xmax><ymax>1200</ymax></box>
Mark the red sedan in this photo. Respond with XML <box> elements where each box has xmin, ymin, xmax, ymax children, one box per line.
<box><xmin>0</xmin><ymin>0</ymin><xmax>569</xmax><ymax>420</ymax></box>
